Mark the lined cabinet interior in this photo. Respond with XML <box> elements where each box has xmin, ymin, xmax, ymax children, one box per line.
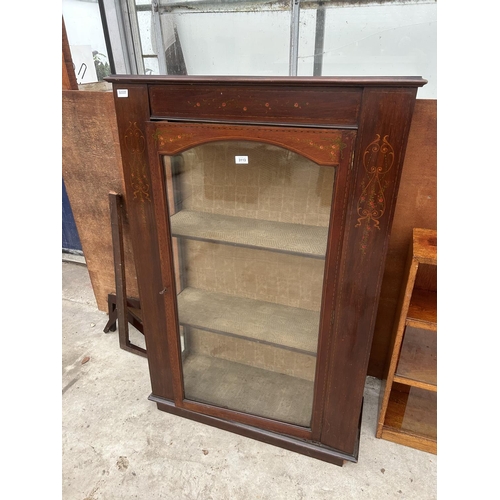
<box><xmin>377</xmin><ymin>228</ymin><xmax>437</xmax><ymax>453</ymax></box>
<box><xmin>163</xmin><ymin>140</ymin><xmax>336</xmax><ymax>427</ymax></box>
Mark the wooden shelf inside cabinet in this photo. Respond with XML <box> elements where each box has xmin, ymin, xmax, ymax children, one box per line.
<box><xmin>183</xmin><ymin>353</ymin><xmax>314</xmax><ymax>427</ymax></box>
<box><xmin>177</xmin><ymin>287</ymin><xmax>320</xmax><ymax>355</ymax></box>
<box><xmin>377</xmin><ymin>228</ymin><xmax>437</xmax><ymax>454</ymax></box>
<box><xmin>170</xmin><ymin>210</ymin><xmax>328</xmax><ymax>259</ymax></box>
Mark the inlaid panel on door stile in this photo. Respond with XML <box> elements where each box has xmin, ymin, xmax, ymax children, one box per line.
<box><xmin>163</xmin><ymin>140</ymin><xmax>336</xmax><ymax>427</ymax></box>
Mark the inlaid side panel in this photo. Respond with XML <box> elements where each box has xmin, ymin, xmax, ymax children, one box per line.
<box><xmin>112</xmin><ymin>84</ymin><xmax>175</xmax><ymax>401</ymax></box>
<box><xmin>319</xmin><ymin>87</ymin><xmax>419</xmax><ymax>454</ymax></box>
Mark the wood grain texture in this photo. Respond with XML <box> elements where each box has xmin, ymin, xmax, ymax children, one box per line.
<box><xmin>113</xmin><ymin>84</ymin><xmax>176</xmax><ymax>401</ymax></box>
<box><xmin>380</xmin><ymin>428</ymin><xmax>436</xmax><ymax>455</ymax></box>
<box><xmin>151</xmin><ymin>121</ymin><xmax>346</xmax><ymax>164</ymax></box>
<box><xmin>62</xmin><ymin>90</ymin><xmax>139</xmax><ymax>311</ymax></box>
<box><xmin>382</xmin><ymin>384</ymin><xmax>437</xmax><ymax>452</ymax></box>
<box><xmin>407</xmin><ymin>289</ymin><xmax>437</xmax><ymax>326</ymax></box>
<box><xmin>149</xmin><ymin>84</ymin><xmax>361</xmax><ymax>127</ymax></box>
<box><xmin>320</xmin><ymin>88</ymin><xmax>418</xmax><ymax>455</ymax></box>
<box><xmin>368</xmin><ymin>99</ymin><xmax>437</xmax><ymax>378</ymax></box>
<box><xmin>376</xmin><ymin>229</ymin><xmax>437</xmax><ymax>452</ymax></box>
<box><xmin>395</xmin><ymin>326</ymin><xmax>437</xmax><ymax>389</ymax></box>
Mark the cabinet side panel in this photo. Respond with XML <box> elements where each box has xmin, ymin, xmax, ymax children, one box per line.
<box><xmin>320</xmin><ymin>88</ymin><xmax>418</xmax><ymax>454</ymax></box>
<box><xmin>112</xmin><ymin>83</ymin><xmax>174</xmax><ymax>401</ymax></box>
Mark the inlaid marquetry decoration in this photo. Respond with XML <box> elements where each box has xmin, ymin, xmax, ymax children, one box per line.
<box><xmin>151</xmin><ymin>123</ymin><xmax>346</xmax><ymax>166</ymax></box>
<box><xmin>355</xmin><ymin>134</ymin><xmax>394</xmax><ymax>228</ymax></box>
<box><xmin>355</xmin><ymin>134</ymin><xmax>394</xmax><ymax>253</ymax></box>
<box><xmin>153</xmin><ymin>130</ymin><xmax>195</xmax><ymax>149</ymax></box>
<box><xmin>124</xmin><ymin>121</ymin><xmax>150</xmax><ymax>201</ymax></box>
<box><xmin>186</xmin><ymin>97</ymin><xmax>311</xmax><ymax>114</ymax></box>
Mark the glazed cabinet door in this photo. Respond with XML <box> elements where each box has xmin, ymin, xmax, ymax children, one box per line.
<box><xmin>146</xmin><ymin>122</ymin><xmax>356</xmax><ymax>437</ymax></box>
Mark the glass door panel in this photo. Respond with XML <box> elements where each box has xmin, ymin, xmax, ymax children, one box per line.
<box><xmin>163</xmin><ymin>140</ymin><xmax>336</xmax><ymax>427</ymax></box>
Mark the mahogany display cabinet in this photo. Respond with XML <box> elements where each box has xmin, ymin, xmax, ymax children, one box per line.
<box><xmin>106</xmin><ymin>75</ymin><xmax>427</xmax><ymax>466</ymax></box>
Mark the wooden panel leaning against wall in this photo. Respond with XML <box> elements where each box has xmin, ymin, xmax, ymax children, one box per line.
<box><xmin>62</xmin><ymin>90</ymin><xmax>140</xmax><ymax>310</ymax></box>
<box><xmin>61</xmin><ymin>90</ymin><xmax>436</xmax><ymax>379</ymax></box>
<box><xmin>369</xmin><ymin>100</ymin><xmax>437</xmax><ymax>378</ymax></box>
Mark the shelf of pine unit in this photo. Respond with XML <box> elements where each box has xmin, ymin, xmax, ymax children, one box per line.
<box><xmin>406</xmin><ymin>288</ymin><xmax>437</xmax><ymax>330</ymax></box>
<box><xmin>176</xmin><ymin>287</ymin><xmax>320</xmax><ymax>355</ymax></box>
<box><xmin>394</xmin><ymin>326</ymin><xmax>437</xmax><ymax>391</ymax></box>
<box><xmin>380</xmin><ymin>383</ymin><xmax>437</xmax><ymax>454</ymax></box>
<box><xmin>170</xmin><ymin>210</ymin><xmax>328</xmax><ymax>258</ymax></box>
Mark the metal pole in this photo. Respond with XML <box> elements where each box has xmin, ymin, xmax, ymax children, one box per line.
<box><xmin>289</xmin><ymin>0</ymin><xmax>301</xmax><ymax>76</ymax></box>
<box><xmin>152</xmin><ymin>1</ymin><xmax>168</xmax><ymax>75</ymax></box>
<box><xmin>313</xmin><ymin>6</ymin><xmax>325</xmax><ymax>76</ymax></box>
<box><xmin>125</xmin><ymin>0</ymin><xmax>145</xmax><ymax>74</ymax></box>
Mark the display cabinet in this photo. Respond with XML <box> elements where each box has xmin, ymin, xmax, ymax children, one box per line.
<box><xmin>106</xmin><ymin>75</ymin><xmax>426</xmax><ymax>465</ymax></box>
<box><xmin>376</xmin><ymin>228</ymin><xmax>437</xmax><ymax>454</ymax></box>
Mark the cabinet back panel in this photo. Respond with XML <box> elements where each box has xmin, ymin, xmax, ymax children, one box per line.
<box><xmin>188</xmin><ymin>328</ymin><xmax>316</xmax><ymax>381</ymax></box>
<box><xmin>414</xmin><ymin>263</ymin><xmax>437</xmax><ymax>293</ymax></box>
<box><xmin>183</xmin><ymin>240</ymin><xmax>325</xmax><ymax>312</ymax></box>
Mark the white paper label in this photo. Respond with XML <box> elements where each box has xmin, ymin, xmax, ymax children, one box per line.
<box><xmin>235</xmin><ymin>156</ymin><xmax>249</xmax><ymax>164</ymax></box>
<box><xmin>117</xmin><ymin>89</ymin><xmax>129</xmax><ymax>98</ymax></box>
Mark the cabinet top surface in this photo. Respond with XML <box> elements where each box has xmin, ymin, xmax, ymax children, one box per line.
<box><xmin>105</xmin><ymin>75</ymin><xmax>428</xmax><ymax>87</ymax></box>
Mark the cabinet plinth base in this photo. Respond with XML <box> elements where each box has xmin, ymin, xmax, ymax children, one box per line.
<box><xmin>149</xmin><ymin>394</ymin><xmax>360</xmax><ymax>467</ymax></box>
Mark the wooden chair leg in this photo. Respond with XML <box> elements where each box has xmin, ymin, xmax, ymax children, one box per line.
<box><xmin>103</xmin><ymin>293</ymin><xmax>117</xmax><ymax>333</ymax></box>
<box><xmin>109</xmin><ymin>192</ymin><xmax>147</xmax><ymax>358</ymax></box>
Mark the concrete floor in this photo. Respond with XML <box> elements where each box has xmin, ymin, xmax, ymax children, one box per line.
<box><xmin>62</xmin><ymin>260</ymin><xmax>437</xmax><ymax>499</ymax></box>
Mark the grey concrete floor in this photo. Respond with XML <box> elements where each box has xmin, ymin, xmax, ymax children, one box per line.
<box><xmin>62</xmin><ymin>261</ymin><xmax>437</xmax><ymax>499</ymax></box>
